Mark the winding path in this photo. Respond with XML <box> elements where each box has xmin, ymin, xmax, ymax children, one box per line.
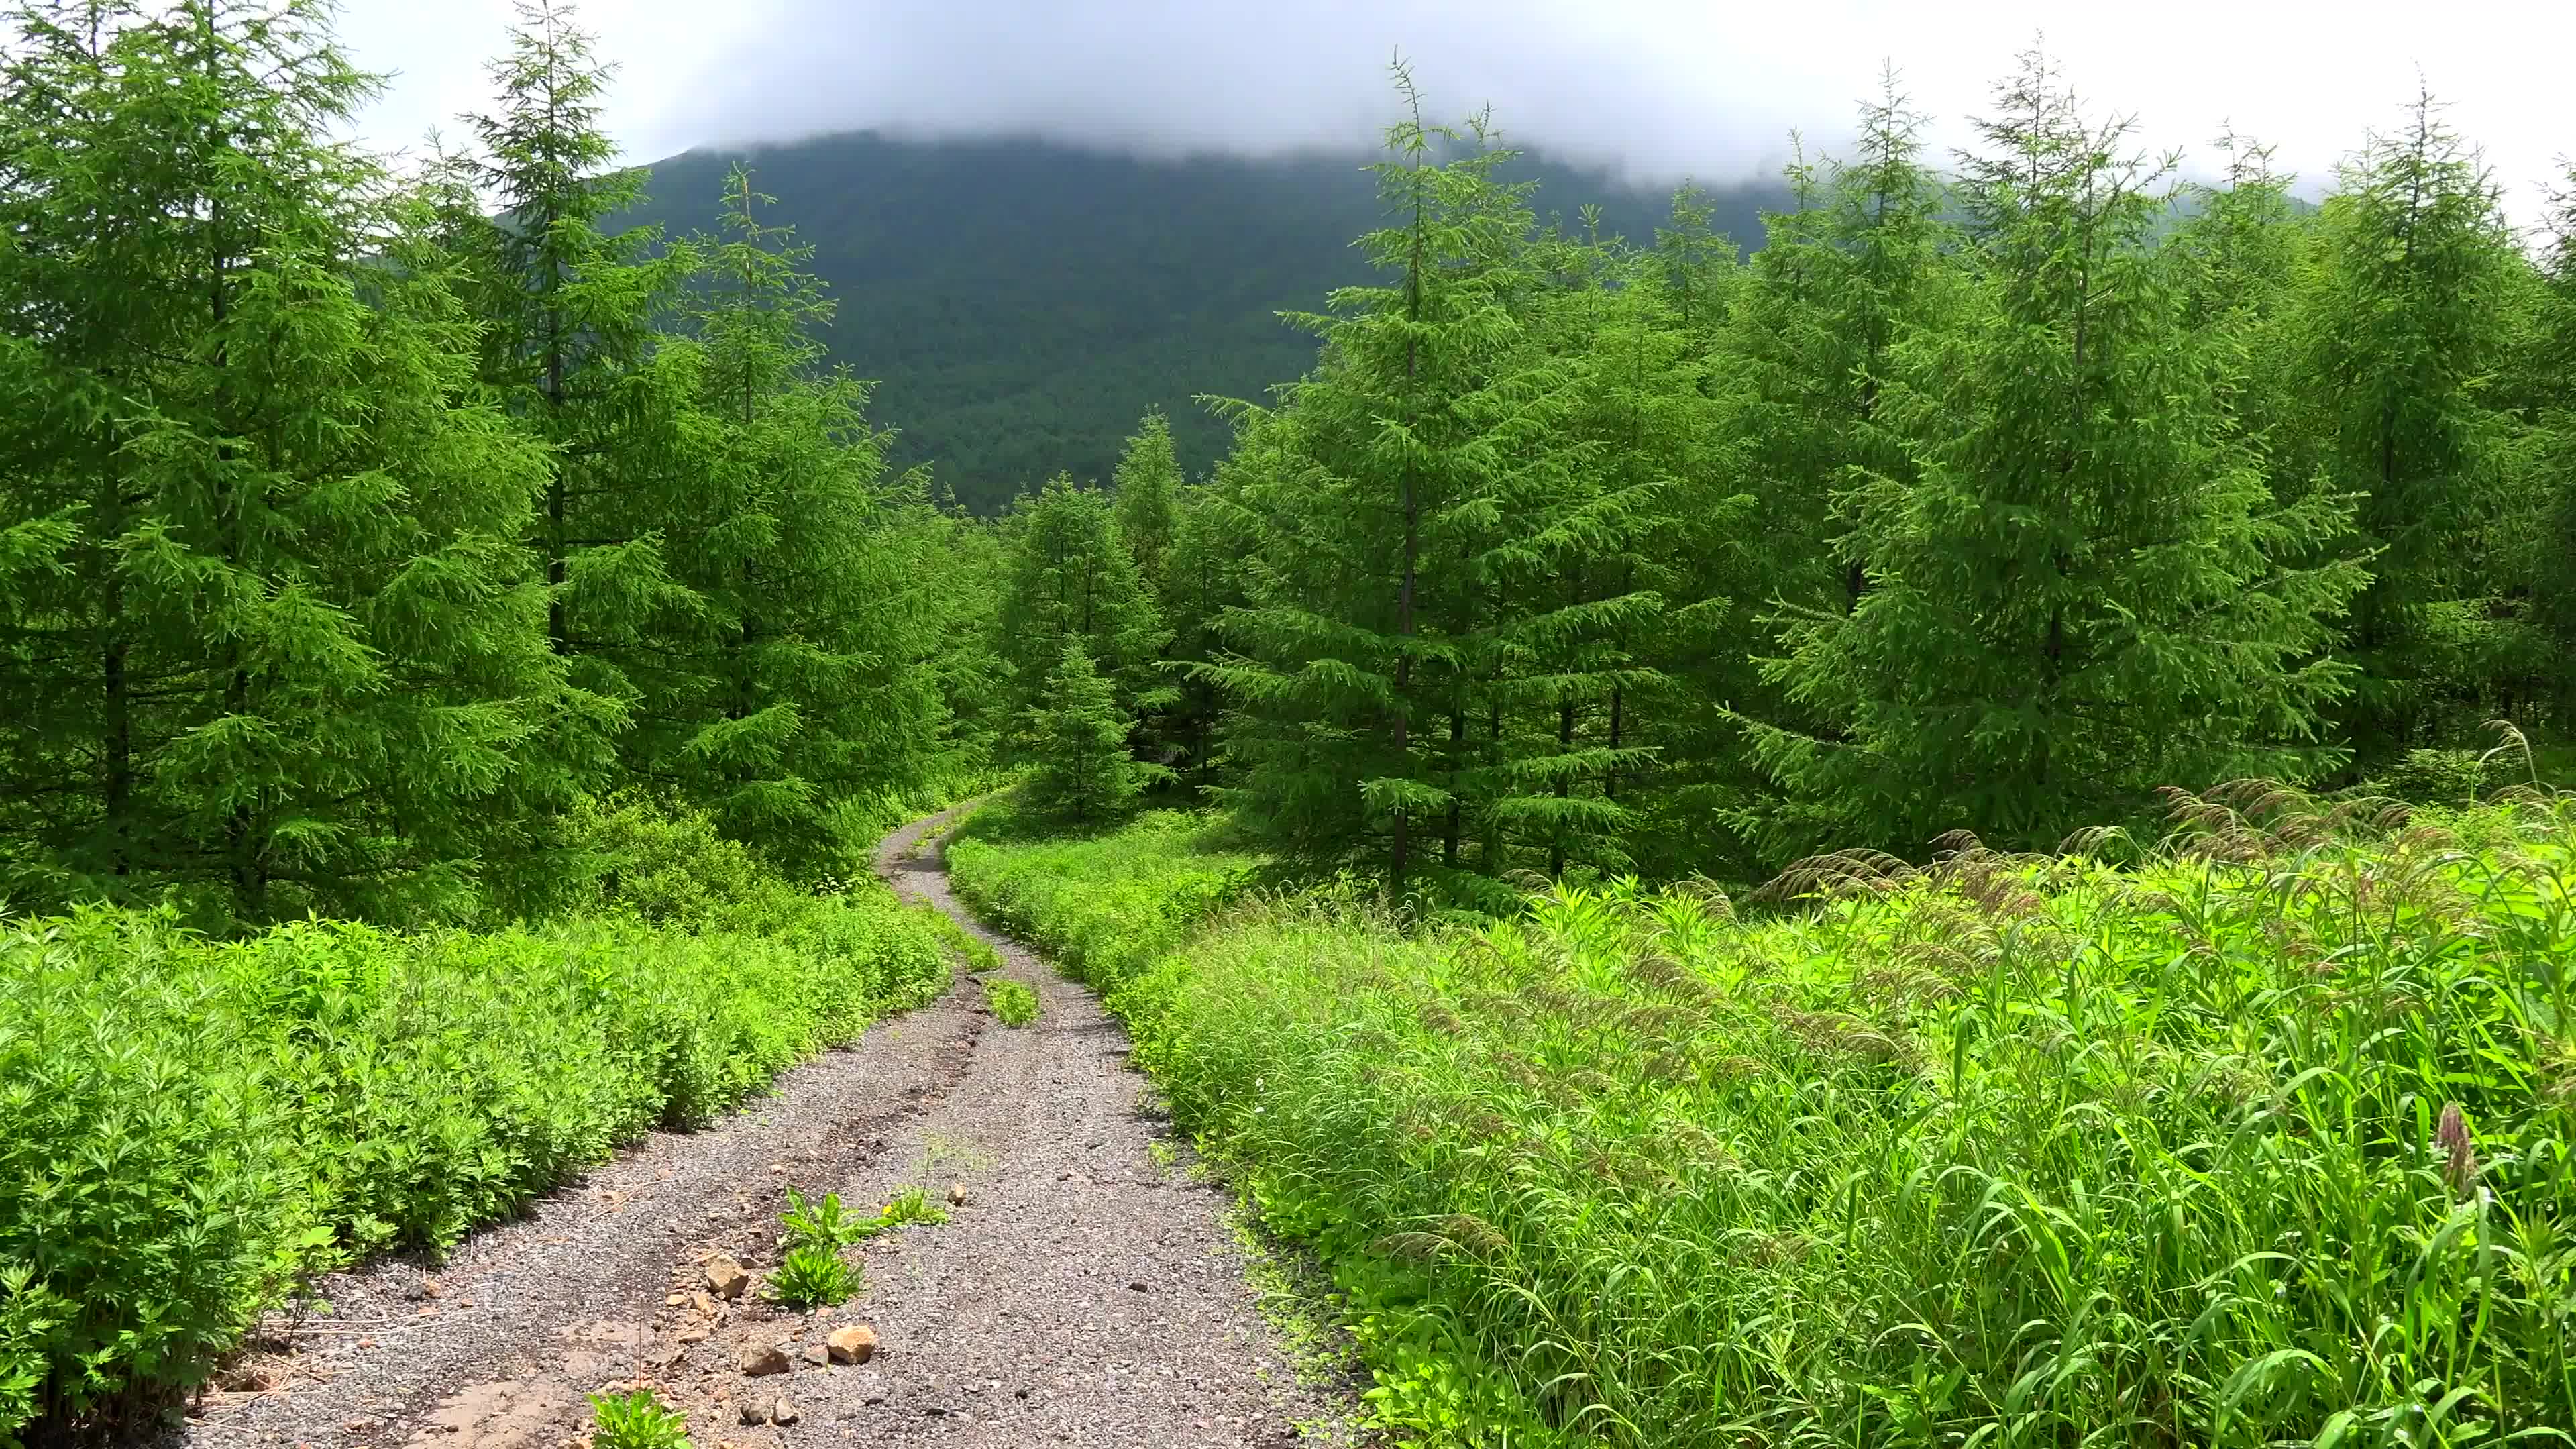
<box><xmin>179</xmin><ymin>806</ymin><xmax>1360</xmax><ymax>1449</ymax></box>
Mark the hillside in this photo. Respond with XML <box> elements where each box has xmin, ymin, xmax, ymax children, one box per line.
<box><xmin>625</xmin><ymin>133</ymin><xmax>1790</xmax><ymax>511</ymax></box>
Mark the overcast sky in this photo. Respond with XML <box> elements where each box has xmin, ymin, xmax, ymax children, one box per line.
<box><xmin>338</xmin><ymin>0</ymin><xmax>2573</xmax><ymax>232</ymax></box>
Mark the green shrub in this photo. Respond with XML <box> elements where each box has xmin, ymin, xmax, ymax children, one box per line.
<box><xmin>2367</xmin><ymin>747</ymin><xmax>2487</xmax><ymax>804</ymax></box>
<box><xmin>0</xmin><ymin>825</ymin><xmax>952</xmax><ymax>1448</ymax></box>
<box><xmin>766</xmin><ymin>1244</ymin><xmax>861</xmax><ymax>1307</ymax></box>
<box><xmin>981</xmin><ymin>977</ymin><xmax>1039</xmax><ymax>1026</ymax></box>
<box><xmin>947</xmin><ymin>806</ymin><xmax>1259</xmax><ymax>990</ymax></box>
<box><xmin>0</xmin><ymin>912</ymin><xmax>299</xmax><ymax>1444</ymax></box>
<box><xmin>590</xmin><ymin>1389</ymin><xmax>690</xmax><ymax>1449</ymax></box>
<box><xmin>954</xmin><ymin>794</ymin><xmax>2576</xmax><ymax>1445</ymax></box>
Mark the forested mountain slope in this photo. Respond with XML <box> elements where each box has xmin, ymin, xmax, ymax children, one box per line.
<box><xmin>624</xmin><ymin>134</ymin><xmax>1788</xmax><ymax>509</ymax></box>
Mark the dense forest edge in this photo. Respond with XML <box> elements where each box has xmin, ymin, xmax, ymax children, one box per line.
<box><xmin>3</xmin><ymin>0</ymin><xmax>2576</xmax><ymax>1444</ymax></box>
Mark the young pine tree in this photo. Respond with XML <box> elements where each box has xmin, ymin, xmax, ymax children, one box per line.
<box><xmin>1485</xmin><ymin>225</ymin><xmax>1699</xmax><ymax>879</ymax></box>
<box><xmin>1111</xmin><ymin>409</ymin><xmax>1182</xmax><ymax>584</ymax></box>
<box><xmin>995</xmin><ymin>473</ymin><xmax>1170</xmax><ymax>728</ymax></box>
<box><xmin>1744</xmin><ymin>52</ymin><xmax>2366</xmax><ymax>853</ymax></box>
<box><xmin>2298</xmin><ymin>92</ymin><xmax>2531</xmax><ymax>763</ymax></box>
<box><xmin>1022</xmin><ymin>642</ymin><xmax>1157</xmax><ymax>823</ymax></box>
<box><xmin>2171</xmin><ymin>131</ymin><xmax>2322</xmax><ymax>500</ymax></box>
<box><xmin>0</xmin><ymin>0</ymin><xmax>586</xmax><ymax>924</ymax></box>
<box><xmin>2522</xmin><ymin>166</ymin><xmax>2576</xmax><ymax>729</ymax></box>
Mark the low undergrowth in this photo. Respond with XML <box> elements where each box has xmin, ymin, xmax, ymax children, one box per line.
<box><xmin>951</xmin><ymin>787</ymin><xmax>2576</xmax><ymax>1447</ymax></box>
<box><xmin>0</xmin><ymin>802</ymin><xmax>951</xmax><ymax>1449</ymax></box>
<box><xmin>982</xmin><ymin>977</ymin><xmax>1040</xmax><ymax>1025</ymax></box>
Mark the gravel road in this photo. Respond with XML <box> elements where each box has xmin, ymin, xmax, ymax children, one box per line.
<box><xmin>176</xmin><ymin>805</ymin><xmax>1363</xmax><ymax>1449</ymax></box>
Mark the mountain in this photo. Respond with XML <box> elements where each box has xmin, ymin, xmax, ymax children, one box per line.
<box><xmin>623</xmin><ymin>133</ymin><xmax>1791</xmax><ymax>511</ymax></box>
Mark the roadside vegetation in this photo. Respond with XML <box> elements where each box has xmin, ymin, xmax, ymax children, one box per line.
<box><xmin>0</xmin><ymin>800</ymin><xmax>952</xmax><ymax>1445</ymax></box>
<box><xmin>952</xmin><ymin>785</ymin><xmax>2576</xmax><ymax>1446</ymax></box>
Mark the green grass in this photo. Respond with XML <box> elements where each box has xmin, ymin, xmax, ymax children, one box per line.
<box><xmin>1</xmin><ymin>802</ymin><xmax>954</xmax><ymax>1449</ymax></box>
<box><xmin>951</xmin><ymin>788</ymin><xmax>2576</xmax><ymax>1447</ymax></box>
<box><xmin>981</xmin><ymin>976</ymin><xmax>1040</xmax><ymax>1025</ymax></box>
<box><xmin>945</xmin><ymin>799</ymin><xmax>1264</xmax><ymax>988</ymax></box>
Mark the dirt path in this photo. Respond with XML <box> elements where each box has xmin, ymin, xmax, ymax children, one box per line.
<box><xmin>180</xmin><ymin>806</ymin><xmax>1360</xmax><ymax>1449</ymax></box>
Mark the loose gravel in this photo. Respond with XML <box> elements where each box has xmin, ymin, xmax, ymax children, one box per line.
<box><xmin>174</xmin><ymin>806</ymin><xmax>1364</xmax><ymax>1449</ymax></box>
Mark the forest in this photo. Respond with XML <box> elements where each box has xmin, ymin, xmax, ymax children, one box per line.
<box><xmin>3</xmin><ymin>0</ymin><xmax>2575</xmax><ymax>1444</ymax></box>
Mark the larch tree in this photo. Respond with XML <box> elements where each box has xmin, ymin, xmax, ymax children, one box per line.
<box><xmin>456</xmin><ymin>0</ymin><xmax>699</xmax><ymax>750</ymax></box>
<box><xmin>1201</xmin><ymin>70</ymin><xmax>1560</xmax><ymax>888</ymax></box>
<box><xmin>1706</xmin><ymin>76</ymin><xmax>1965</xmax><ymax>859</ymax></box>
<box><xmin>2298</xmin><ymin>91</ymin><xmax>2531</xmax><ymax>764</ymax></box>
<box><xmin>995</xmin><ymin>473</ymin><xmax>1170</xmax><ymax>731</ymax></box>
<box><xmin>1743</xmin><ymin>50</ymin><xmax>2366</xmax><ymax>852</ymax></box>
<box><xmin>1111</xmin><ymin>408</ymin><xmax>1182</xmax><ymax>585</ymax></box>
<box><xmin>1021</xmin><ymin>641</ymin><xmax>1159</xmax><ymax>823</ymax></box>
<box><xmin>0</xmin><ymin>0</ymin><xmax>583</xmax><ymax>924</ymax></box>
<box><xmin>2521</xmin><ymin>165</ymin><xmax>2576</xmax><ymax>728</ymax></box>
<box><xmin>657</xmin><ymin>165</ymin><xmax>943</xmax><ymax>871</ymax></box>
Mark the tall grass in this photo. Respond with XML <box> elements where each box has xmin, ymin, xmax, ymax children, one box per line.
<box><xmin>955</xmin><ymin>786</ymin><xmax>2576</xmax><ymax>1446</ymax></box>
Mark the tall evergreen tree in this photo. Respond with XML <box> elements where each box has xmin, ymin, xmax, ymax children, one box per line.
<box><xmin>1152</xmin><ymin>467</ymin><xmax>1248</xmax><ymax>795</ymax></box>
<box><xmin>0</xmin><ymin>0</ymin><xmax>588</xmax><ymax>923</ymax></box>
<box><xmin>1201</xmin><ymin>74</ymin><xmax>1560</xmax><ymax>887</ymax></box>
<box><xmin>1743</xmin><ymin>51</ymin><xmax>2366</xmax><ymax>852</ymax></box>
<box><xmin>1486</xmin><ymin>226</ymin><xmax>1701</xmax><ymax>878</ymax></box>
<box><xmin>653</xmin><ymin>166</ymin><xmax>943</xmax><ymax>870</ymax></box>
<box><xmin>2522</xmin><ymin>164</ymin><xmax>2576</xmax><ymax>728</ymax></box>
<box><xmin>2298</xmin><ymin>92</ymin><xmax>2530</xmax><ymax>763</ymax></box>
<box><xmin>1111</xmin><ymin>409</ymin><xmax>1181</xmax><ymax>585</ymax></box>
<box><xmin>2172</xmin><ymin>131</ymin><xmax>2320</xmax><ymax>501</ymax></box>
<box><xmin>455</xmin><ymin>0</ymin><xmax>699</xmax><ymax>742</ymax></box>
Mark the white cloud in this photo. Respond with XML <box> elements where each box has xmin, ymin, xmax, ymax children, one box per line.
<box><xmin>337</xmin><ymin>0</ymin><xmax>2573</xmax><ymax>231</ymax></box>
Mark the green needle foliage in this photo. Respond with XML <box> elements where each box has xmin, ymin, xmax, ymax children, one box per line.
<box><xmin>2301</xmin><ymin>93</ymin><xmax>2532</xmax><ymax>767</ymax></box>
<box><xmin>0</xmin><ymin>0</ymin><xmax>595</xmax><ymax>924</ymax></box>
<box><xmin>1111</xmin><ymin>409</ymin><xmax>1183</xmax><ymax>585</ymax></box>
<box><xmin>1202</xmin><ymin>70</ymin><xmax>1562</xmax><ymax>888</ymax></box>
<box><xmin>996</xmin><ymin>473</ymin><xmax>1171</xmax><ymax>723</ymax></box>
<box><xmin>1743</xmin><ymin>52</ymin><xmax>2367</xmax><ymax>853</ymax></box>
<box><xmin>653</xmin><ymin>164</ymin><xmax>945</xmax><ymax>871</ymax></box>
<box><xmin>1022</xmin><ymin>642</ymin><xmax>1159</xmax><ymax>823</ymax></box>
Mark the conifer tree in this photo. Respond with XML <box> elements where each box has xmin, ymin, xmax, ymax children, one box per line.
<box><xmin>1111</xmin><ymin>409</ymin><xmax>1182</xmax><ymax>584</ymax></box>
<box><xmin>1743</xmin><ymin>51</ymin><xmax>2366</xmax><ymax>852</ymax></box>
<box><xmin>2524</xmin><ymin>166</ymin><xmax>2576</xmax><ymax>726</ymax></box>
<box><xmin>653</xmin><ymin>166</ymin><xmax>943</xmax><ymax>869</ymax></box>
<box><xmin>2172</xmin><ymin>132</ymin><xmax>2320</xmax><ymax>499</ymax></box>
<box><xmin>1152</xmin><ymin>471</ymin><xmax>1246</xmax><ymax>794</ymax></box>
<box><xmin>995</xmin><ymin>473</ymin><xmax>1169</xmax><ymax>730</ymax></box>
<box><xmin>455</xmin><ymin>0</ymin><xmax>700</xmax><ymax>737</ymax></box>
<box><xmin>1729</xmin><ymin>71</ymin><xmax>1960</xmax><ymax>619</ymax></box>
<box><xmin>0</xmin><ymin>0</ymin><xmax>588</xmax><ymax>922</ymax></box>
<box><xmin>1487</xmin><ymin>227</ymin><xmax>1699</xmax><ymax>877</ymax></box>
<box><xmin>1200</xmin><ymin>74</ymin><xmax>1553</xmax><ymax>886</ymax></box>
<box><xmin>1022</xmin><ymin>642</ymin><xmax>1157</xmax><ymax>822</ymax></box>
<box><xmin>2298</xmin><ymin>92</ymin><xmax>2529</xmax><ymax>762</ymax></box>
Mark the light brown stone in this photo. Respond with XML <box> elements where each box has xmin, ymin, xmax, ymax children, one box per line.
<box><xmin>824</xmin><ymin>1324</ymin><xmax>877</xmax><ymax>1366</ymax></box>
